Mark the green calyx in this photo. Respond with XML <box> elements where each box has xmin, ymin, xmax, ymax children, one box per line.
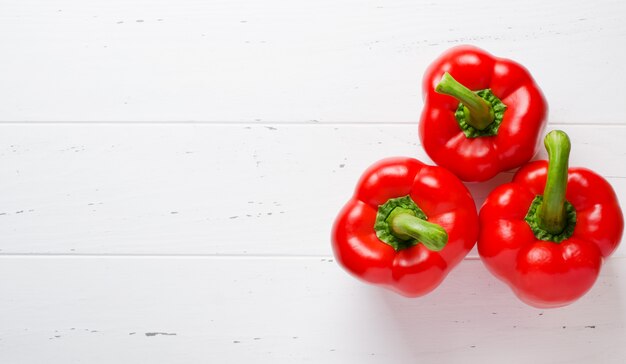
<box><xmin>525</xmin><ymin>195</ymin><xmax>576</xmax><ymax>242</ymax></box>
<box><xmin>524</xmin><ymin>131</ymin><xmax>577</xmax><ymax>242</ymax></box>
<box><xmin>455</xmin><ymin>89</ymin><xmax>507</xmax><ymax>138</ymax></box>
<box><xmin>374</xmin><ymin>195</ymin><xmax>448</xmax><ymax>252</ymax></box>
<box><xmin>435</xmin><ymin>72</ymin><xmax>507</xmax><ymax>138</ymax></box>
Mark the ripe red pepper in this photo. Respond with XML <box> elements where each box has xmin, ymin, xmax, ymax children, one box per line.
<box><xmin>332</xmin><ymin>157</ymin><xmax>478</xmax><ymax>297</ymax></box>
<box><xmin>419</xmin><ymin>45</ymin><xmax>548</xmax><ymax>182</ymax></box>
<box><xmin>478</xmin><ymin>130</ymin><xmax>624</xmax><ymax>307</ymax></box>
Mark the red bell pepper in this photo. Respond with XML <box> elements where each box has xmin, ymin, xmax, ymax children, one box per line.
<box><xmin>332</xmin><ymin>157</ymin><xmax>478</xmax><ymax>297</ymax></box>
<box><xmin>419</xmin><ymin>45</ymin><xmax>548</xmax><ymax>182</ymax></box>
<box><xmin>478</xmin><ymin>130</ymin><xmax>624</xmax><ymax>307</ymax></box>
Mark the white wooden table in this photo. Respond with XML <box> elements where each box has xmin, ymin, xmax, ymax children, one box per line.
<box><xmin>1</xmin><ymin>1</ymin><xmax>625</xmax><ymax>362</ymax></box>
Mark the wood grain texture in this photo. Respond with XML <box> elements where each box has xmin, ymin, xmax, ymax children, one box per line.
<box><xmin>0</xmin><ymin>256</ymin><xmax>624</xmax><ymax>364</ymax></box>
<box><xmin>1</xmin><ymin>1</ymin><xmax>626</xmax><ymax>362</ymax></box>
<box><xmin>1</xmin><ymin>124</ymin><xmax>624</xmax><ymax>256</ymax></box>
<box><xmin>0</xmin><ymin>0</ymin><xmax>625</xmax><ymax>123</ymax></box>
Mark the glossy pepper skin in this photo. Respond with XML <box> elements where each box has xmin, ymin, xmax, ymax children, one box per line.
<box><xmin>419</xmin><ymin>45</ymin><xmax>548</xmax><ymax>182</ymax></box>
<box><xmin>332</xmin><ymin>157</ymin><xmax>478</xmax><ymax>297</ymax></box>
<box><xmin>478</xmin><ymin>131</ymin><xmax>623</xmax><ymax>308</ymax></box>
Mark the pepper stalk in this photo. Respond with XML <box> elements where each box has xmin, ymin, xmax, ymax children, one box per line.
<box><xmin>374</xmin><ymin>196</ymin><xmax>448</xmax><ymax>252</ymax></box>
<box><xmin>537</xmin><ymin>130</ymin><xmax>571</xmax><ymax>234</ymax></box>
<box><xmin>387</xmin><ymin>208</ymin><xmax>448</xmax><ymax>251</ymax></box>
<box><xmin>435</xmin><ymin>72</ymin><xmax>494</xmax><ymax>130</ymax></box>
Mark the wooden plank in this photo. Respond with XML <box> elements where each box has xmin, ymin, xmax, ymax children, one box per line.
<box><xmin>1</xmin><ymin>124</ymin><xmax>624</xmax><ymax>256</ymax></box>
<box><xmin>0</xmin><ymin>0</ymin><xmax>624</xmax><ymax>123</ymax></box>
<box><xmin>0</xmin><ymin>256</ymin><xmax>624</xmax><ymax>363</ymax></box>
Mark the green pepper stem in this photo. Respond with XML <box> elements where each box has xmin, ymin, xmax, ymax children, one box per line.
<box><xmin>387</xmin><ymin>209</ymin><xmax>448</xmax><ymax>251</ymax></box>
<box><xmin>537</xmin><ymin>130</ymin><xmax>571</xmax><ymax>235</ymax></box>
<box><xmin>435</xmin><ymin>72</ymin><xmax>494</xmax><ymax>130</ymax></box>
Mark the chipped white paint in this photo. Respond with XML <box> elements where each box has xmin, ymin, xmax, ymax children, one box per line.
<box><xmin>0</xmin><ymin>0</ymin><xmax>625</xmax><ymax>123</ymax></box>
<box><xmin>1</xmin><ymin>0</ymin><xmax>626</xmax><ymax>363</ymax></box>
<box><xmin>0</xmin><ymin>124</ymin><xmax>625</xmax><ymax>257</ymax></box>
<box><xmin>0</xmin><ymin>256</ymin><xmax>625</xmax><ymax>363</ymax></box>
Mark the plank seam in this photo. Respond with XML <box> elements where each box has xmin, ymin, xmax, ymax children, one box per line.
<box><xmin>0</xmin><ymin>253</ymin><xmax>481</xmax><ymax>260</ymax></box>
<box><xmin>0</xmin><ymin>121</ymin><xmax>625</xmax><ymax>126</ymax></box>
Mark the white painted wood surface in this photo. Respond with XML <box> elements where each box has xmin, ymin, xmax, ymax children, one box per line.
<box><xmin>1</xmin><ymin>256</ymin><xmax>625</xmax><ymax>363</ymax></box>
<box><xmin>0</xmin><ymin>0</ymin><xmax>625</xmax><ymax>124</ymax></box>
<box><xmin>1</xmin><ymin>0</ymin><xmax>625</xmax><ymax>363</ymax></box>
<box><xmin>1</xmin><ymin>124</ymin><xmax>625</xmax><ymax>258</ymax></box>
